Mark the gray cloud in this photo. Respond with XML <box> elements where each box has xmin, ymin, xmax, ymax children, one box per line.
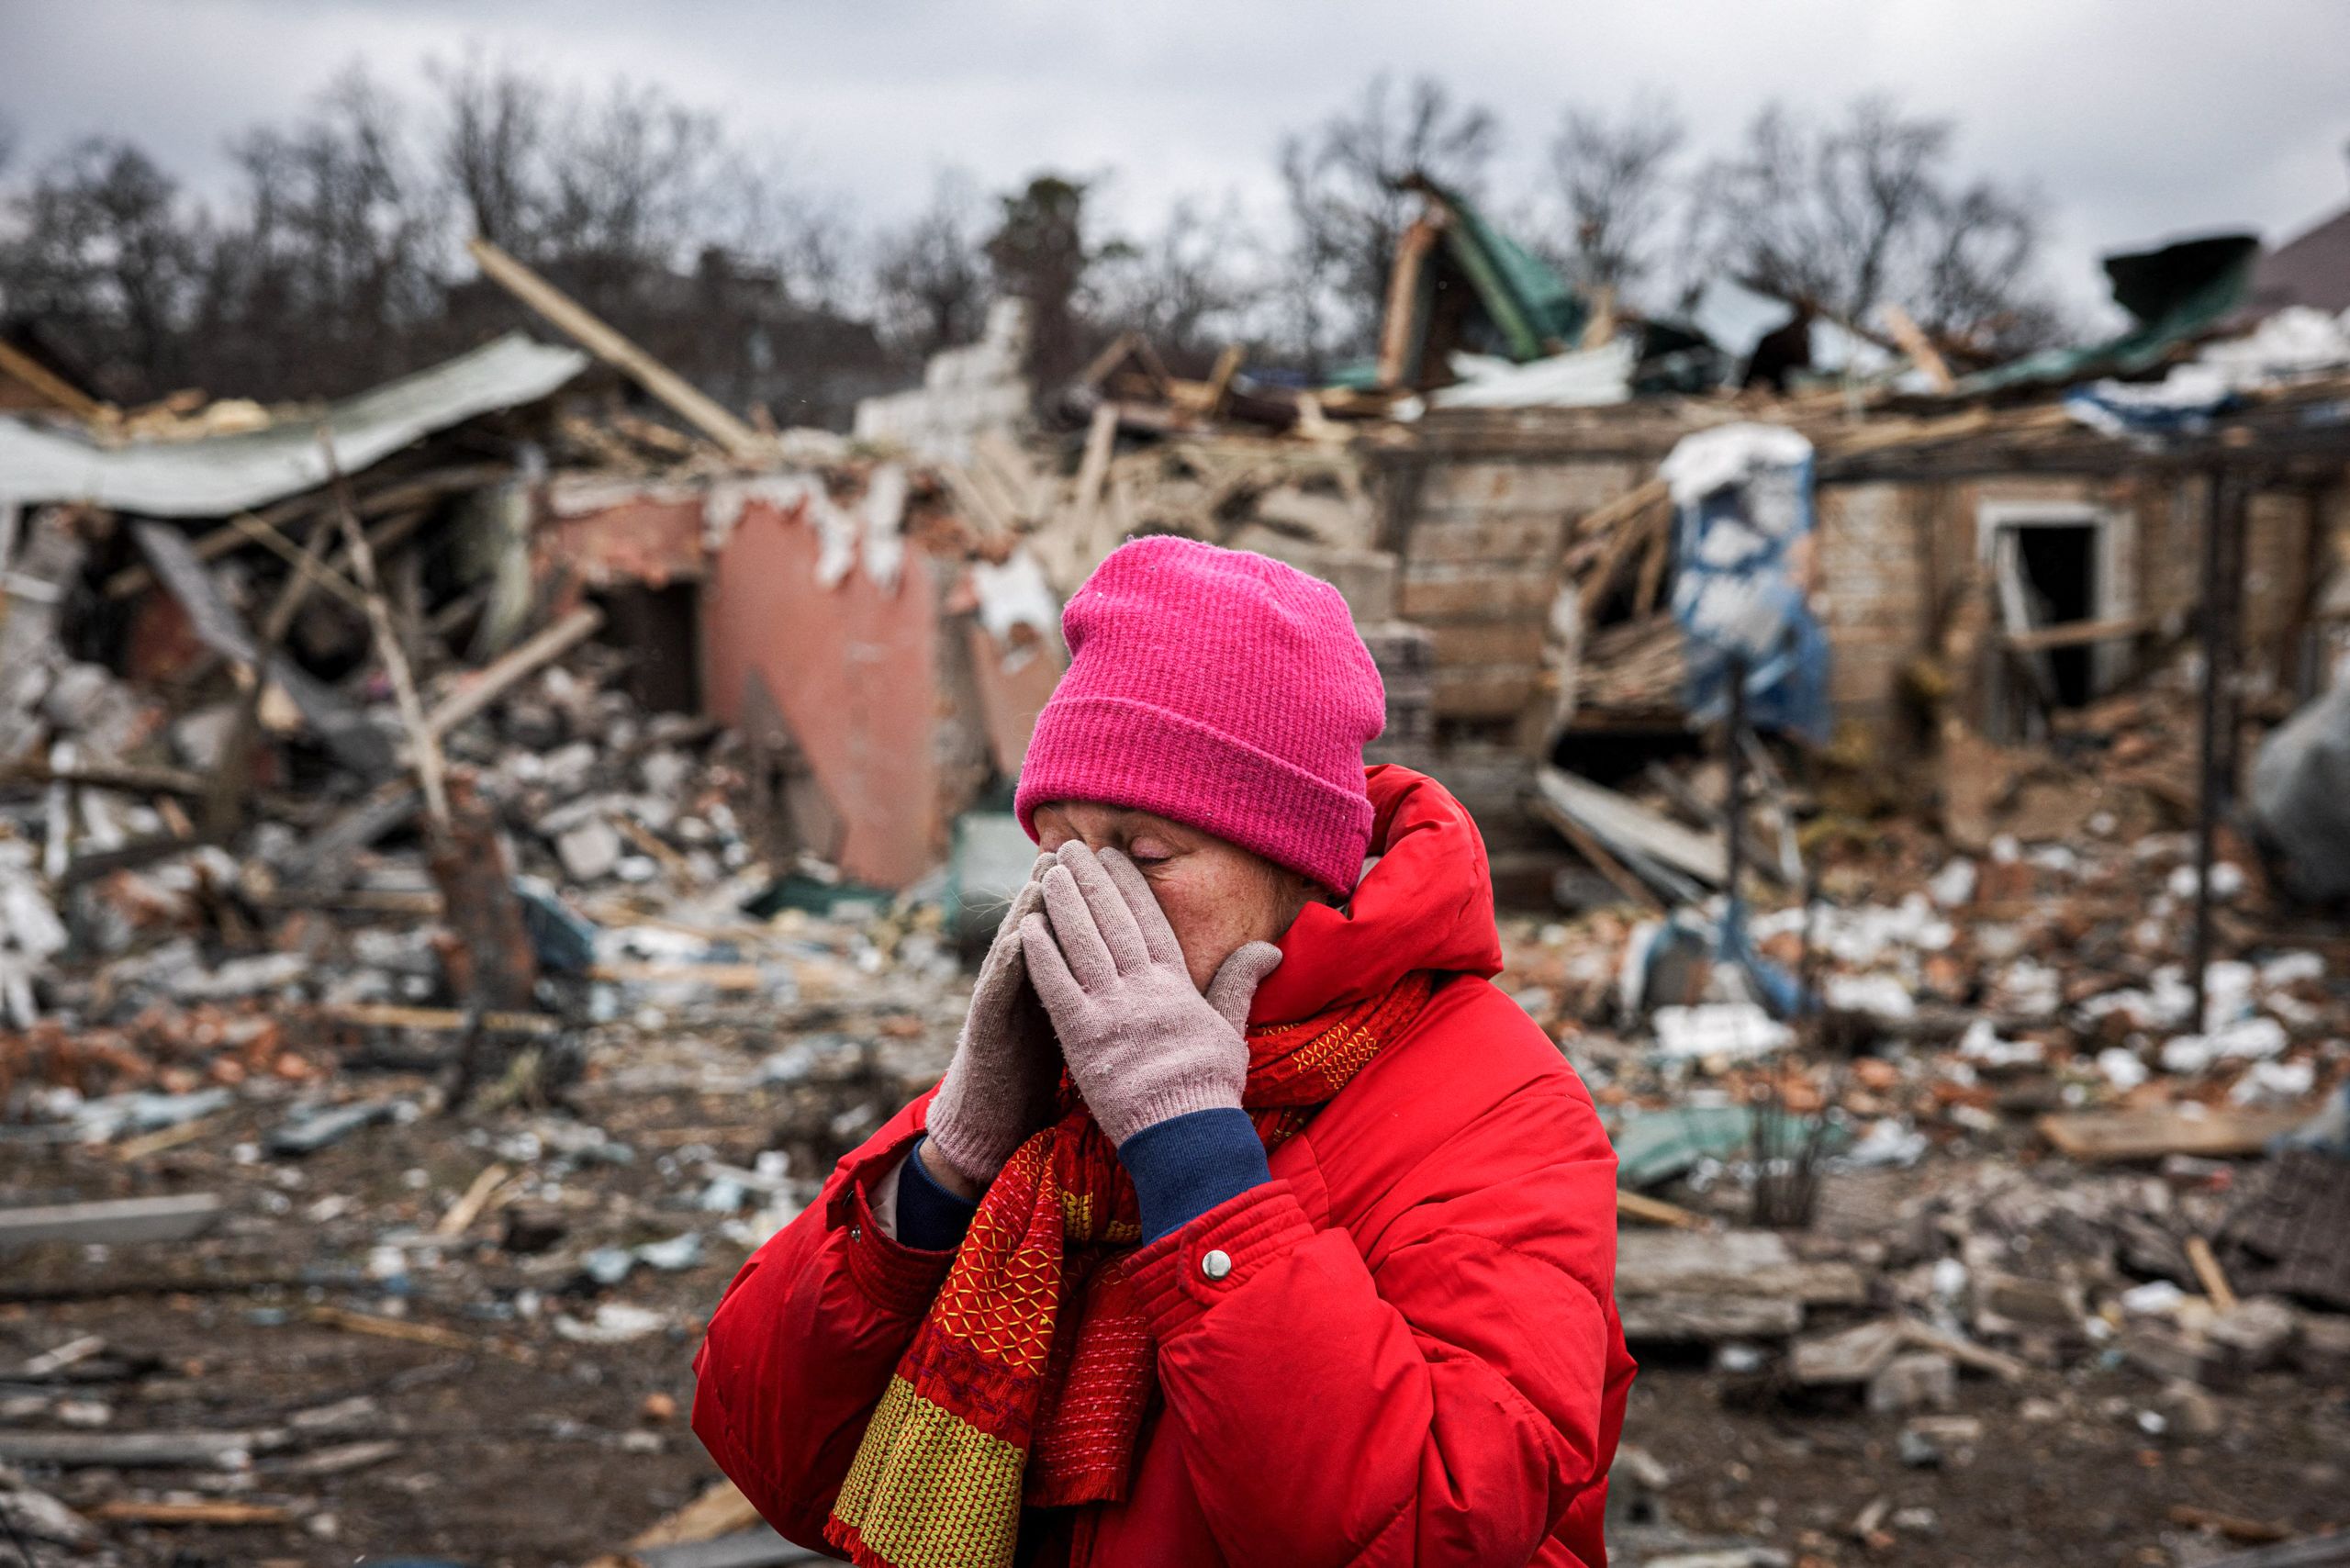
<box><xmin>6</xmin><ymin>0</ymin><xmax>2348</xmax><ymax>319</ymax></box>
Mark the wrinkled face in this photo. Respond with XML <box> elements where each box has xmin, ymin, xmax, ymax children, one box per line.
<box><xmin>1031</xmin><ymin>801</ymin><xmax>1315</xmax><ymax>992</ymax></box>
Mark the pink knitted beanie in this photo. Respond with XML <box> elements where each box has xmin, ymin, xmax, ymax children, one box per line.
<box><xmin>1014</xmin><ymin>536</ymin><xmax>1386</xmax><ymax>894</ymax></box>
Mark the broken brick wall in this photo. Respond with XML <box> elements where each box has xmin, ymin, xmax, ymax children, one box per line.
<box><xmin>700</xmin><ymin>495</ymin><xmax>953</xmax><ymax>890</ymax></box>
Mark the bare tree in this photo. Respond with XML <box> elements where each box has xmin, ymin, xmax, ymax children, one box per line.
<box><xmin>1694</xmin><ymin>95</ymin><xmax>2057</xmax><ymax>353</ymax></box>
<box><xmin>1912</xmin><ymin>178</ymin><xmax>2062</xmax><ymax>355</ymax></box>
<box><xmin>430</xmin><ymin>48</ymin><xmax>549</xmax><ymax>251</ymax></box>
<box><xmin>1544</xmin><ymin>93</ymin><xmax>1685</xmax><ymax>306</ymax></box>
<box><xmin>0</xmin><ymin>138</ymin><xmax>200</xmax><ymax>393</ymax></box>
<box><xmin>1093</xmin><ymin>195</ymin><xmax>1266</xmax><ymax>367</ymax></box>
<box><xmin>1277</xmin><ymin>75</ymin><xmax>1500</xmax><ymax>367</ymax></box>
<box><xmin>873</xmin><ymin>170</ymin><xmax>991</xmax><ymax>359</ymax></box>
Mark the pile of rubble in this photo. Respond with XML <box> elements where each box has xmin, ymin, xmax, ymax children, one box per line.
<box><xmin>1495</xmin><ymin>745</ymin><xmax>2350</xmax><ymax>1564</ymax></box>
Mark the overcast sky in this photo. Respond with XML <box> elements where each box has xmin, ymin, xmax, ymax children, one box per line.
<box><xmin>6</xmin><ymin>0</ymin><xmax>2350</xmax><ymax>322</ymax></box>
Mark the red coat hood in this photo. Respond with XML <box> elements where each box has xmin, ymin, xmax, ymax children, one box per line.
<box><xmin>1250</xmin><ymin>765</ymin><xmax>1504</xmax><ymax>1026</ymax></box>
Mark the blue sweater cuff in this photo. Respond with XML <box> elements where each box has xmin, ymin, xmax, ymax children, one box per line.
<box><xmin>896</xmin><ymin>1137</ymin><xmax>980</xmax><ymax>1250</ymax></box>
<box><xmin>1120</xmin><ymin>1108</ymin><xmax>1270</xmax><ymax>1244</ymax></box>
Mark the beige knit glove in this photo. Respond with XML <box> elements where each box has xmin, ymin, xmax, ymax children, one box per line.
<box><xmin>1020</xmin><ymin>842</ymin><xmax>1283</xmax><ymax>1148</ymax></box>
<box><xmin>923</xmin><ymin>854</ymin><xmax>1060</xmax><ymax>1185</ymax></box>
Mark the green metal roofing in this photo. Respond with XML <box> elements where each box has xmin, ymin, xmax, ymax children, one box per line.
<box><xmin>1432</xmin><ymin>185</ymin><xmax>1588</xmax><ymax>361</ymax></box>
<box><xmin>1957</xmin><ymin>232</ymin><xmax>2259</xmax><ymax>396</ymax></box>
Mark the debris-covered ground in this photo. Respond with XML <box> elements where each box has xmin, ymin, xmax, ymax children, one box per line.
<box><xmin>3</xmin><ymin>223</ymin><xmax>2346</xmax><ymax>1568</ymax></box>
<box><xmin>6</xmin><ymin>735</ymin><xmax>2348</xmax><ymax>1566</ymax></box>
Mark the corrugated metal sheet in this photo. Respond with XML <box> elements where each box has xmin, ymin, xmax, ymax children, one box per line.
<box><xmin>0</xmin><ymin>332</ymin><xmax>587</xmax><ymax>516</ymax></box>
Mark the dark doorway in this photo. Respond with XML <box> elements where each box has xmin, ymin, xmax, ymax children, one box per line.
<box><xmin>2010</xmin><ymin>523</ymin><xmax>2099</xmax><ymax>706</ymax></box>
<box><xmin>595</xmin><ymin>583</ymin><xmax>700</xmax><ymax>714</ymax></box>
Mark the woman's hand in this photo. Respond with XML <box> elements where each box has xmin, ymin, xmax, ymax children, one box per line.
<box><xmin>1021</xmin><ymin>841</ymin><xmax>1281</xmax><ymax>1147</ymax></box>
<box><xmin>921</xmin><ymin>854</ymin><xmax>1060</xmax><ymax>1194</ymax></box>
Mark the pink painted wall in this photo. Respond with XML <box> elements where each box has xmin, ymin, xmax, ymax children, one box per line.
<box><xmin>701</xmin><ymin>497</ymin><xmax>945</xmax><ymax>889</ymax></box>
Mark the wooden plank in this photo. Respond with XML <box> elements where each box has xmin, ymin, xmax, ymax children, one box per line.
<box><xmin>0</xmin><ymin>1428</ymin><xmax>276</xmax><ymax>1469</ymax></box>
<box><xmin>1535</xmin><ymin>767</ymin><xmax>1729</xmax><ymax>887</ymax></box>
<box><xmin>1897</xmin><ymin>1318</ymin><xmax>2030</xmax><ymax>1383</ymax></box>
<box><xmin>1567</xmin><ymin>476</ymin><xmax>1671</xmax><ymax>543</ymax></box>
<box><xmin>1878</xmin><ymin>303</ymin><xmax>1955</xmax><ymax>393</ymax></box>
<box><xmin>223</xmin><ymin>510</ymin><xmax>369</xmax><ymax>614</ymax></box>
<box><xmin>631</xmin><ymin>1480</ymin><xmax>765</xmax><ymax>1550</ymax></box>
<box><xmin>103</xmin><ymin>463</ymin><xmax>507</xmax><ymax>600</ymax></box>
<box><xmin>1531</xmin><ymin>794</ymin><xmax>1662</xmax><ymax>913</ymax></box>
<box><xmin>1790</xmin><ymin>1317</ymin><xmax>1908</xmax><ymax>1385</ymax></box>
<box><xmin>1617</xmin><ymin>1293</ymin><xmax>1803</xmax><ymax>1341</ymax></box>
<box><xmin>1617</xmin><ymin>1227</ymin><xmax>1868</xmax><ymax>1305</ymax></box>
<box><xmin>2037</xmin><ymin>1106</ymin><xmax>2313</xmax><ymax>1163</ymax></box>
<box><xmin>327</xmin><ymin>441</ymin><xmax>445</xmax><ymax>826</ymax></box>
<box><xmin>91</xmin><ymin>1499</ymin><xmax>294</xmax><ymax>1527</ymax></box>
<box><xmin>422</xmin><ymin>605</ymin><xmax>604</xmax><ymax>741</ymax></box>
<box><xmin>1376</xmin><ymin>216</ymin><xmax>1445</xmax><ymax>387</ymax></box>
<box><xmin>468</xmin><ymin>238</ymin><xmax>771</xmax><ymax>465</ymax></box>
<box><xmin>317</xmin><ymin>1002</ymin><xmax>561</xmax><ymax>1036</ymax></box>
<box><xmin>2187</xmin><ymin>1234</ymin><xmax>2241</xmax><ymax>1314</ymax></box>
<box><xmin>0</xmin><ymin>336</ymin><xmax>106</xmax><ymax>419</ymax></box>
<box><xmin>1999</xmin><ymin>612</ymin><xmax>2150</xmax><ymax>654</ymax></box>
<box><xmin>1616</xmin><ymin>1189</ymin><xmax>1707</xmax><ymax>1229</ymax></box>
<box><xmin>0</xmin><ymin>1193</ymin><xmax>223</xmax><ymax>1252</ymax></box>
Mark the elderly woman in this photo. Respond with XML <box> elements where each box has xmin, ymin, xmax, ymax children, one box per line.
<box><xmin>693</xmin><ymin>538</ymin><xmax>1632</xmax><ymax>1568</ymax></box>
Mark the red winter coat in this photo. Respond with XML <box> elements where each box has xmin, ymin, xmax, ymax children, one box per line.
<box><xmin>693</xmin><ymin>767</ymin><xmax>1633</xmax><ymax>1566</ymax></box>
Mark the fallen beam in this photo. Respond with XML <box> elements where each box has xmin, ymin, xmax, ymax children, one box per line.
<box><xmin>2038</xmin><ymin>1105</ymin><xmax>2313</xmax><ymax>1163</ymax></box>
<box><xmin>0</xmin><ymin>1193</ymin><xmax>223</xmax><ymax>1252</ymax></box>
<box><xmin>468</xmin><ymin>238</ymin><xmax>771</xmax><ymax>465</ymax></box>
<box><xmin>90</xmin><ymin>1499</ymin><xmax>294</xmax><ymax>1527</ymax></box>
<box><xmin>423</xmin><ymin>605</ymin><xmax>604</xmax><ymax>742</ymax></box>
<box><xmin>0</xmin><ymin>1428</ymin><xmax>280</xmax><ymax>1470</ymax></box>
<box><xmin>1616</xmin><ymin>1293</ymin><xmax>1803</xmax><ymax>1342</ymax></box>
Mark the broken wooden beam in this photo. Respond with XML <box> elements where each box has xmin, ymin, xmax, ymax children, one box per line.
<box><xmin>1877</xmin><ymin>303</ymin><xmax>1955</xmax><ymax>393</ymax></box>
<box><xmin>1616</xmin><ymin>1189</ymin><xmax>1709</xmax><ymax>1230</ymax></box>
<box><xmin>327</xmin><ymin>434</ymin><xmax>447</xmax><ymax>825</ymax></box>
<box><xmin>316</xmin><ymin>1002</ymin><xmax>561</xmax><ymax>1036</ymax></box>
<box><xmin>1533</xmin><ymin>766</ymin><xmax>1729</xmax><ymax>890</ymax></box>
<box><xmin>0</xmin><ymin>1193</ymin><xmax>223</xmax><ymax>1252</ymax></box>
<box><xmin>0</xmin><ymin>1428</ymin><xmax>279</xmax><ymax>1470</ymax></box>
<box><xmin>0</xmin><ymin>336</ymin><xmax>108</xmax><ymax>420</ymax></box>
<box><xmin>102</xmin><ymin>462</ymin><xmax>508</xmax><ymax>600</ymax></box>
<box><xmin>1999</xmin><ymin>612</ymin><xmax>2151</xmax><ymax>654</ymax></box>
<box><xmin>468</xmin><ymin>238</ymin><xmax>772</xmax><ymax>465</ymax></box>
<box><xmin>423</xmin><ymin>604</ymin><xmax>603</xmax><ymax>742</ymax></box>
<box><xmin>2037</xmin><ymin>1105</ymin><xmax>2313</xmax><ymax>1163</ymax></box>
<box><xmin>1616</xmin><ymin>1228</ymin><xmax>1866</xmax><ymax>1305</ymax></box>
<box><xmin>90</xmin><ymin>1499</ymin><xmax>295</xmax><ymax>1527</ymax></box>
<box><xmin>1617</xmin><ymin>1294</ymin><xmax>1803</xmax><ymax>1342</ymax></box>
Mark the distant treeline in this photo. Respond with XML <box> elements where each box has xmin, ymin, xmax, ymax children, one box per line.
<box><xmin>0</xmin><ymin>56</ymin><xmax>2064</xmax><ymax>421</ymax></box>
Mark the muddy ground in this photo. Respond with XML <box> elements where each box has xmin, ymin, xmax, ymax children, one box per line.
<box><xmin>5</xmin><ymin>937</ymin><xmax>2345</xmax><ymax>1568</ymax></box>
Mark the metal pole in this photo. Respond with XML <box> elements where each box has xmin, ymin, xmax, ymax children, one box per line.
<box><xmin>2189</xmin><ymin>467</ymin><xmax>2236</xmax><ymax>1037</ymax></box>
<box><xmin>1723</xmin><ymin>653</ymin><xmax>1749</xmax><ymax>909</ymax></box>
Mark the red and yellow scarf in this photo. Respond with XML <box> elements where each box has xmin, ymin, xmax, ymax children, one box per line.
<box><xmin>825</xmin><ymin>970</ymin><xmax>1435</xmax><ymax>1568</ymax></box>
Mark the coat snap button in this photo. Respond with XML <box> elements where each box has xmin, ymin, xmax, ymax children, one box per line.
<box><xmin>848</xmin><ymin>1224</ymin><xmax>863</xmax><ymax>1243</ymax></box>
<box><xmin>1200</xmin><ymin>1249</ymin><xmax>1233</xmax><ymax>1281</ymax></box>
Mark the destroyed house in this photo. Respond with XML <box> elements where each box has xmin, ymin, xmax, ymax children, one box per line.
<box><xmin>2</xmin><ymin>324</ymin><xmax>1062</xmax><ymax>921</ymax></box>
